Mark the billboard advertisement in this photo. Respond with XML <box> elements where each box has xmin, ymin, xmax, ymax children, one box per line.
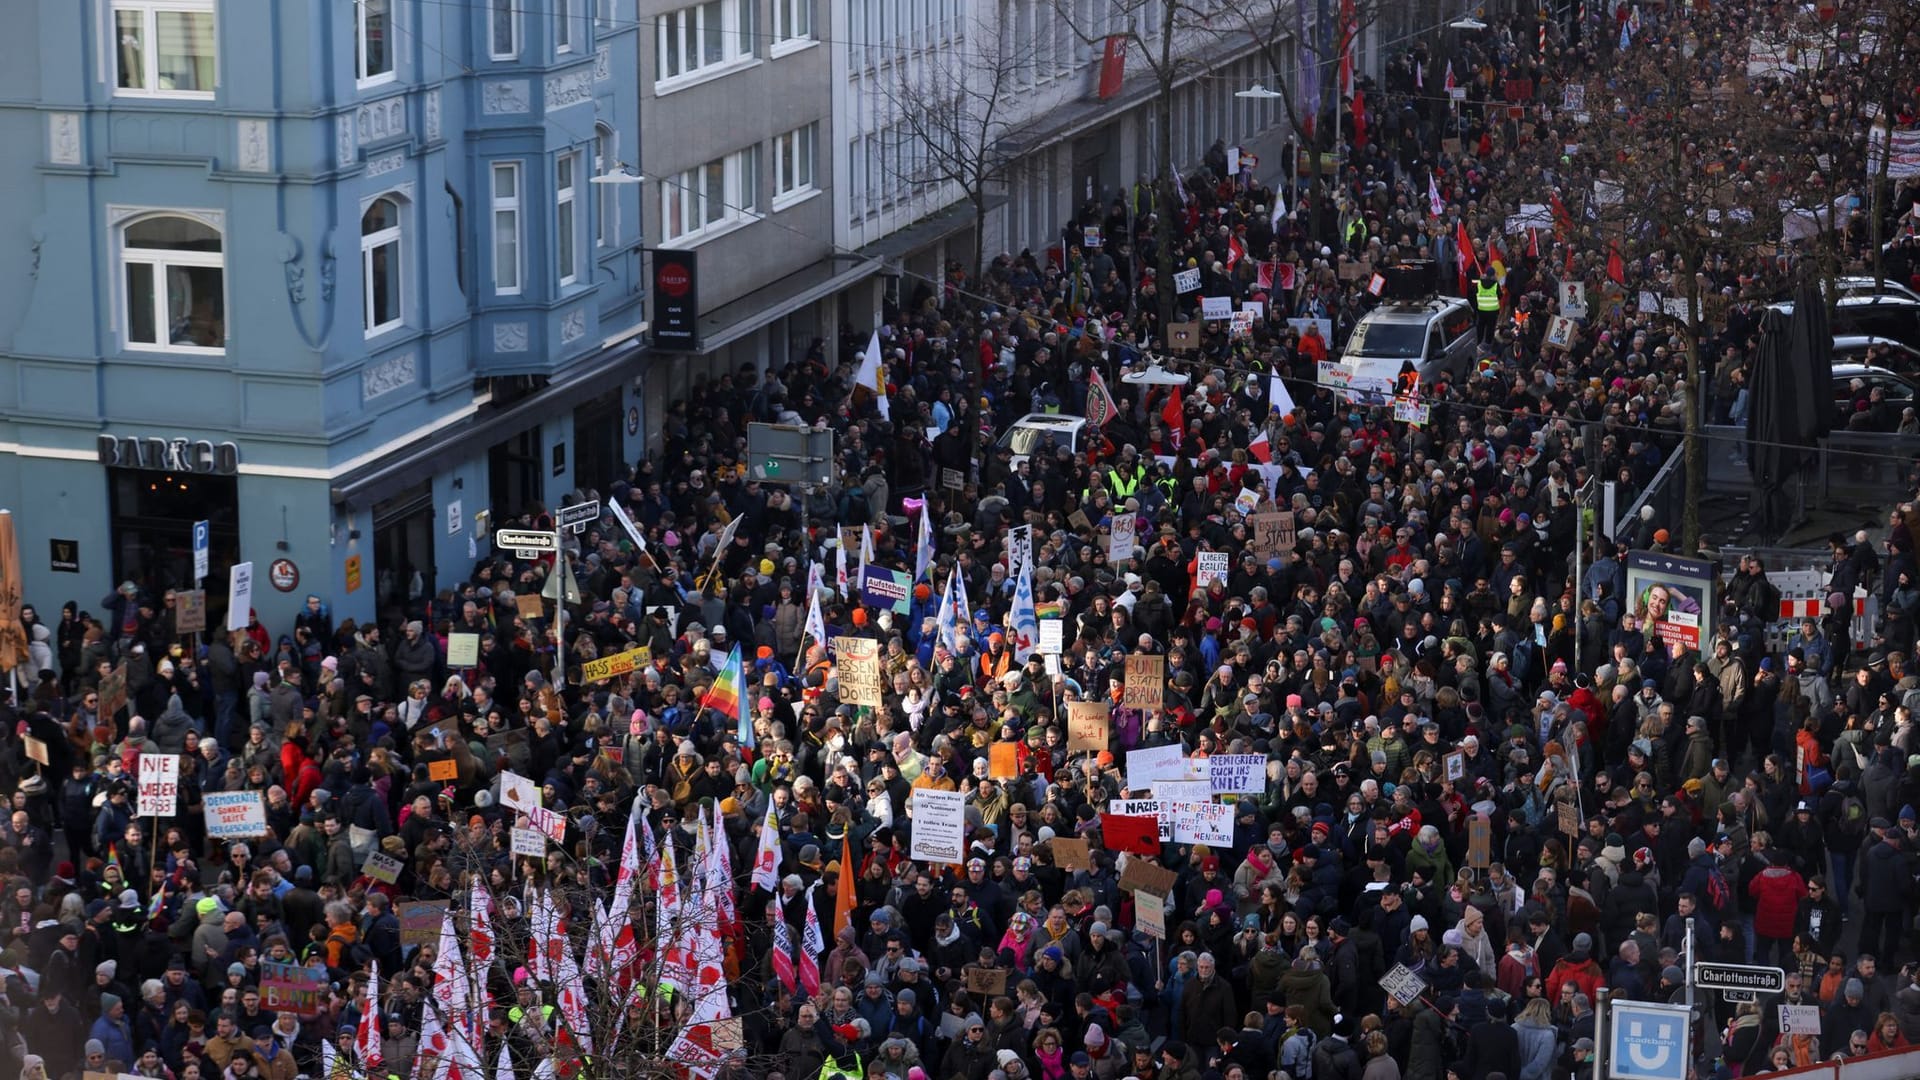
<box><xmin>1626</xmin><ymin>551</ymin><xmax>1715</xmax><ymax>652</ymax></box>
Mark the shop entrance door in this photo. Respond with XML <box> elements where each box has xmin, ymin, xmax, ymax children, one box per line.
<box><xmin>573</xmin><ymin>389</ymin><xmax>622</xmax><ymax>494</ymax></box>
<box><xmin>372</xmin><ymin>483</ymin><xmax>436</xmax><ymax>623</ymax></box>
<box><xmin>108</xmin><ymin>467</ymin><xmax>239</xmax><ymax>608</ymax></box>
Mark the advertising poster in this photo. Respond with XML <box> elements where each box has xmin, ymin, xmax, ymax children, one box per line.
<box><xmin>1626</xmin><ymin>551</ymin><xmax>1715</xmax><ymax>651</ymax></box>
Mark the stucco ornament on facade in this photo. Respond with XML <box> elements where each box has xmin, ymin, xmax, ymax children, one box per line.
<box><xmin>281</xmin><ymin>233</ymin><xmax>339</xmax><ymax>350</ymax></box>
<box><xmin>49</xmin><ymin>113</ymin><xmax>81</xmax><ymax>166</ymax></box>
<box><xmin>483</xmin><ymin>81</ymin><xmax>530</xmax><ymax>115</ymax></box>
<box><xmin>237</xmin><ymin>119</ymin><xmax>271</xmax><ymax>172</ymax></box>
<box><xmin>545</xmin><ymin>68</ymin><xmax>595</xmax><ymax>110</ymax></box>
<box><xmin>494</xmin><ymin>322</ymin><xmax>529</xmax><ymax>352</ymax></box>
<box><xmin>561</xmin><ymin>308</ymin><xmax>587</xmax><ymax>343</ymax></box>
<box><xmin>362</xmin><ymin>352</ymin><xmax>418</xmax><ymax>402</ymax></box>
<box><xmin>425</xmin><ymin>88</ymin><xmax>442</xmax><ymax>141</ymax></box>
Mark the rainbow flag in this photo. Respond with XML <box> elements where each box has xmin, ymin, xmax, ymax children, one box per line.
<box><xmin>706</xmin><ymin>644</ymin><xmax>750</xmax><ymax>747</ymax></box>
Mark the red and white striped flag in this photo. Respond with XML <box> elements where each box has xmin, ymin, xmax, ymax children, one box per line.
<box><xmin>1428</xmin><ymin>174</ymin><xmax>1444</xmax><ymax>217</ymax></box>
<box><xmin>771</xmin><ymin>915</ymin><xmax>798</xmax><ymax>993</ymax></box>
<box><xmin>1249</xmin><ymin>431</ymin><xmax>1273</xmax><ymax>463</ymax></box>
<box><xmin>355</xmin><ymin>960</ymin><xmax>383</xmax><ymax>1073</ymax></box>
<box><xmin>797</xmin><ymin>887</ymin><xmax>824</xmax><ymax>995</ymax></box>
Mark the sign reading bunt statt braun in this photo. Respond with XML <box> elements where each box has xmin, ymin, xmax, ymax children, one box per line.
<box><xmin>98</xmin><ymin>435</ymin><xmax>240</xmax><ymax>475</ymax></box>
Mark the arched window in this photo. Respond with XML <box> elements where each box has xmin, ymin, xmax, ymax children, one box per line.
<box><xmin>362</xmin><ymin>197</ymin><xmax>403</xmax><ymax>336</ymax></box>
<box><xmin>120</xmin><ymin>213</ymin><xmax>224</xmax><ymax>352</ymax></box>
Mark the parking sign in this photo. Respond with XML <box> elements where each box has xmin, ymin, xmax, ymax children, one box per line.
<box><xmin>1608</xmin><ymin>1000</ymin><xmax>1692</xmax><ymax>1080</ymax></box>
<box><xmin>192</xmin><ymin>520</ymin><xmax>210</xmax><ymax>583</ymax></box>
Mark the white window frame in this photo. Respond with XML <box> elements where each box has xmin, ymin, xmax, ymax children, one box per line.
<box><xmin>595</xmin><ymin>124</ymin><xmax>617</xmax><ymax>247</ymax></box>
<box><xmin>362</xmin><ymin>196</ymin><xmax>404</xmax><ymax>338</ymax></box>
<box><xmin>491</xmin><ymin>162</ymin><xmax>523</xmax><ymax>295</ymax></box>
<box><xmin>654</xmin><ymin>0</ymin><xmax>756</xmax><ymax>90</ymax></box>
<box><xmin>771</xmin><ymin>0</ymin><xmax>813</xmax><ymax>51</ymax></box>
<box><xmin>111</xmin><ymin>0</ymin><xmax>217</xmax><ymax>99</ymax></box>
<box><xmin>117</xmin><ymin>212</ymin><xmax>226</xmax><ymax>355</ymax></box>
<box><xmin>355</xmin><ymin>0</ymin><xmax>396</xmax><ymax>86</ymax></box>
<box><xmin>556</xmin><ymin>151</ymin><xmax>580</xmax><ymax>286</ymax></box>
<box><xmin>490</xmin><ymin>0</ymin><xmax>520</xmax><ymax>60</ymax></box>
<box><xmin>597</xmin><ymin>0</ymin><xmax>615</xmax><ymax>28</ymax></box>
<box><xmin>660</xmin><ymin>147</ymin><xmax>759</xmax><ymax>244</ymax></box>
<box><xmin>772</xmin><ymin>123</ymin><xmax>817</xmax><ymax>207</ymax></box>
<box><xmin>555</xmin><ymin>0</ymin><xmax>575</xmax><ymax>53</ymax></box>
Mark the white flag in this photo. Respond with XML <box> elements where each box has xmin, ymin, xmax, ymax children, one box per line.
<box><xmin>935</xmin><ymin>570</ymin><xmax>958</xmax><ymax>655</ymax></box>
<box><xmin>835</xmin><ymin>535</ymin><xmax>849</xmax><ymax>598</ymax></box>
<box><xmin>804</xmin><ymin>589</ymin><xmax>828</xmax><ymax>654</ymax></box>
<box><xmin>750</xmin><ymin>804</ymin><xmax>783</xmax><ymax>892</ymax></box>
<box><xmin>1428</xmin><ymin>174</ymin><xmax>1445</xmax><ymax>218</ymax></box>
<box><xmin>916</xmin><ymin>500</ymin><xmax>934</xmax><ymax>584</ymax></box>
<box><xmin>855</xmin><ymin>330</ymin><xmax>892</xmax><ymax>421</ymax></box>
<box><xmin>608</xmin><ymin>497</ymin><xmax>647</xmax><ymax>552</ymax></box>
<box><xmin>1010</xmin><ymin>558</ymin><xmax>1038</xmax><ymax>663</ymax></box>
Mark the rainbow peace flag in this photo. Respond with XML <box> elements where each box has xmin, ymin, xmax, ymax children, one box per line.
<box><xmin>706</xmin><ymin>644</ymin><xmax>750</xmax><ymax>746</ymax></box>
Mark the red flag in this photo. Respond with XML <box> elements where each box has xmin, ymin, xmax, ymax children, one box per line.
<box><xmin>1607</xmin><ymin>243</ymin><xmax>1626</xmax><ymax>285</ymax></box>
<box><xmin>1248</xmin><ymin>431</ymin><xmax>1273</xmax><ymax>464</ymax></box>
<box><xmin>1226</xmin><ymin>234</ymin><xmax>1246</xmax><ymax>270</ymax></box>
<box><xmin>1097</xmin><ymin>36</ymin><xmax>1126</xmax><ymax>100</ymax></box>
<box><xmin>1256</xmin><ymin>261</ymin><xmax>1275</xmax><ymax>290</ymax></box>
<box><xmin>1338</xmin><ymin>0</ymin><xmax>1356</xmax><ymax>97</ymax></box>
<box><xmin>1527</xmin><ymin>227</ymin><xmax>1540</xmax><ymax>259</ymax></box>
<box><xmin>1161</xmin><ymin>386</ymin><xmax>1184</xmax><ymax>436</ymax></box>
<box><xmin>1454</xmin><ymin>220</ymin><xmax>1479</xmax><ymax>293</ymax></box>
<box><xmin>770</xmin><ymin>918</ymin><xmax>798</xmax><ymax>994</ymax></box>
<box><xmin>1351</xmin><ymin>88</ymin><xmax>1368</xmax><ymax>149</ymax></box>
<box><xmin>1086</xmin><ymin>367</ymin><xmax>1118</xmax><ymax>429</ymax></box>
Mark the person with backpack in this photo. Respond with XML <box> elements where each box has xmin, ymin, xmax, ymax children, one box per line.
<box><xmin>1279</xmin><ymin>1004</ymin><xmax>1319</xmax><ymax>1080</ymax></box>
<box><xmin>1820</xmin><ymin>763</ymin><xmax>1873</xmax><ymax>892</ymax></box>
<box><xmin>1677</xmin><ymin>836</ymin><xmax>1732</xmax><ymax>931</ymax></box>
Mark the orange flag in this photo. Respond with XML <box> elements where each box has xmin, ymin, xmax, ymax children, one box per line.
<box><xmin>831</xmin><ymin>835</ymin><xmax>857</xmax><ymax>940</ymax></box>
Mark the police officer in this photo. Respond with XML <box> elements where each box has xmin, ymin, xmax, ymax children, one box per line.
<box><xmin>1474</xmin><ymin>273</ymin><xmax>1502</xmax><ymax>343</ymax></box>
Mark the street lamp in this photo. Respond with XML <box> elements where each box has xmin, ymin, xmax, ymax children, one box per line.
<box><xmin>590</xmin><ymin>166</ymin><xmax>648</xmax><ymax>185</ymax></box>
<box><xmin>1235</xmin><ymin>84</ymin><xmax>1284</xmax><ymax>99</ymax></box>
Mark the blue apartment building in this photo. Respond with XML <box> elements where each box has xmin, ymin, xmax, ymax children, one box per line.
<box><xmin>0</xmin><ymin>0</ymin><xmax>646</xmax><ymax>633</ymax></box>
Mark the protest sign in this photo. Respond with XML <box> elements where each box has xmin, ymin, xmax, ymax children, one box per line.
<box><xmin>446</xmin><ymin>633</ymin><xmax>481</xmax><ymax>668</ymax></box>
<box><xmin>964</xmin><ymin>967</ymin><xmax>1009</xmax><ymax>997</ymax></box>
<box><xmin>909</xmin><ymin>788</ymin><xmax>966</xmax><ymax>863</ymax></box>
<box><xmin>581</xmin><ymin>646</ymin><xmax>651</xmax><ymax>683</ymax></box>
<box><xmin>398</xmin><ymin>900</ymin><xmax>449</xmax><ymax>946</ymax></box>
<box><xmin>1196</xmin><ymin>551</ymin><xmax>1230</xmax><ymax>590</ymax></box>
<box><xmin>989</xmin><ymin>742</ymin><xmax>1019</xmax><ymax>779</ymax></box>
<box><xmin>203</xmin><ymin>791</ymin><xmax>266</xmax><ymax>839</ymax></box>
<box><xmin>498</xmin><ymin>770</ymin><xmax>541</xmax><ymax>812</ymax></box>
<box><xmin>1207</xmin><ymin>755</ymin><xmax>1266</xmax><ymax>795</ymax></box>
<box><xmin>1037</xmin><ymin>619</ymin><xmax>1063</xmax><ymax>655</ymax></box>
<box><xmin>98</xmin><ymin>664</ymin><xmax>128</xmax><ymax>719</ymax></box>
<box><xmin>1201</xmin><ymin>296</ymin><xmax>1233</xmax><ymax>320</ymax></box>
<box><xmin>1066</xmin><ymin>702</ymin><xmax>1111</xmax><ymax>753</ymax></box>
<box><xmin>516</xmin><ymin>594</ymin><xmax>545</xmax><ymax>619</ymax></box>
<box><xmin>361</xmin><ymin>851</ymin><xmax>404</xmax><ymax>885</ymax></box>
<box><xmin>860</xmin><ymin>566</ymin><xmax>913</xmax><ymax>614</ymax></box>
<box><xmin>1112</xmin><ymin>798</ymin><xmax>1174</xmax><ymax>842</ymax></box>
<box><xmin>1153</xmin><ymin>779</ymin><xmax>1212</xmax><ymax>804</ymax></box>
<box><xmin>1100</xmin><ymin>813</ymin><xmax>1162</xmax><ymax>855</ymax></box>
<box><xmin>1122</xmin><ymin>654</ymin><xmax>1164</xmax><ymax>710</ymax></box>
<box><xmin>428</xmin><ymin>758</ymin><xmax>460</xmax><ymax>782</ymax></box>
<box><xmin>1558</xmin><ymin>801</ymin><xmax>1580</xmax><ymax>835</ymax></box>
<box><xmin>1117</xmin><ymin>855</ymin><xmax>1179</xmax><ymax>896</ymax></box>
<box><xmin>1381</xmin><ymin>964</ymin><xmax>1428</xmax><ymax>1006</ymax></box>
<box><xmin>511</xmin><ymin>827</ymin><xmax>546</xmax><ymax>857</ymax></box>
<box><xmin>1108</xmin><ymin>513</ymin><xmax>1137</xmax><ymax>562</ymax></box>
<box><xmin>1125</xmin><ymin>744</ymin><xmax>1187</xmax><ymax>790</ymax></box>
<box><xmin>1467</xmin><ymin>816</ymin><xmax>1492</xmax><ymax>868</ymax></box>
<box><xmin>1778</xmin><ymin>1004</ymin><xmax>1822</xmax><ymax>1035</ymax></box>
<box><xmin>1051</xmin><ymin>837</ymin><xmax>1090</xmax><ymax>871</ymax></box>
<box><xmin>1171</xmin><ymin>802</ymin><xmax>1233</xmax><ymax>846</ymax></box>
<box><xmin>1444</xmin><ymin>751</ymin><xmax>1466</xmax><ymax>782</ymax></box>
<box><xmin>260</xmin><ymin>960</ymin><xmax>327</xmax><ymax>1017</ymax></box>
<box><xmin>526</xmin><ymin>804</ymin><xmax>566</xmax><ymax>843</ymax></box>
<box><xmin>1135</xmin><ymin>888</ymin><xmax>1167</xmax><ymax>938</ymax></box>
<box><xmin>175</xmin><ymin>589</ymin><xmax>207</xmax><ymax>633</ymax></box>
<box><xmin>1174</xmin><ymin>268</ymin><xmax>1202</xmax><ymax>293</ymax></box>
<box><xmin>837</xmin><ymin>636</ymin><xmax>885</xmax><ymax>707</ymax></box>
<box><xmin>138</xmin><ymin>754</ymin><xmax>180</xmax><ymax>817</ymax></box>
<box><xmin>1251</xmin><ymin>511</ymin><xmax>1295</xmax><ymax>557</ymax></box>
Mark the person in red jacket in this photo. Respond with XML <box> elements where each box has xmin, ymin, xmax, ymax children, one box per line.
<box><xmin>1748</xmin><ymin>856</ymin><xmax>1807</xmax><ymax>966</ymax></box>
<box><xmin>1545</xmin><ymin>932</ymin><xmax>1606</xmax><ymax>1005</ymax></box>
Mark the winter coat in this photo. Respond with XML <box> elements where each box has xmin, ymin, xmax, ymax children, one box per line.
<box><xmin>1860</xmin><ymin>836</ymin><xmax>1913</xmax><ymax>913</ymax></box>
<box><xmin>1403</xmin><ymin>999</ymin><xmax>1449</xmax><ymax>1080</ymax></box>
<box><xmin>1747</xmin><ymin>865</ymin><xmax>1806</xmax><ymax>940</ymax></box>
<box><xmin>1280</xmin><ymin>965</ymin><xmax>1337</xmax><ymax>1036</ymax></box>
<box><xmin>1511</xmin><ymin>1018</ymin><xmax>1558</xmax><ymax>1080</ymax></box>
<box><xmin>1179</xmin><ymin>974</ymin><xmax>1239</xmax><ymax>1047</ymax></box>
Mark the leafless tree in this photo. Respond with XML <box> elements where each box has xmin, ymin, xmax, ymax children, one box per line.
<box><xmin>879</xmin><ymin>17</ymin><xmax>1043</xmax><ymax>278</ymax></box>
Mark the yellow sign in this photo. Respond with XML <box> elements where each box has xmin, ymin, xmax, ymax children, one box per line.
<box><xmin>344</xmin><ymin>554</ymin><xmax>363</xmax><ymax>593</ymax></box>
<box><xmin>581</xmin><ymin>646</ymin><xmax>652</xmax><ymax>683</ymax></box>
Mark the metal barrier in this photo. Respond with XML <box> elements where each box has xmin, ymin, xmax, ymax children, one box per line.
<box><xmin>1609</xmin><ymin>448</ymin><xmax>1688</xmax><ymax>542</ymax></box>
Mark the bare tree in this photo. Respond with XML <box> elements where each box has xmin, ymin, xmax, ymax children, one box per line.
<box><xmin>1054</xmin><ymin>0</ymin><xmax>1227</xmax><ymax>334</ymax></box>
<box><xmin>879</xmin><ymin>17</ymin><xmax>1043</xmax><ymax>278</ymax></box>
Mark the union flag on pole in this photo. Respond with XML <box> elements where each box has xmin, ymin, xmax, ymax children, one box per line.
<box><xmin>1085</xmin><ymin>367</ymin><xmax>1118</xmax><ymax>429</ymax></box>
<box><xmin>771</xmin><ymin>916</ymin><xmax>798</xmax><ymax>993</ymax></box>
<box><xmin>750</xmin><ymin>804</ymin><xmax>783</xmax><ymax>892</ymax></box>
<box><xmin>356</xmin><ymin>960</ymin><xmax>383</xmax><ymax>1073</ymax></box>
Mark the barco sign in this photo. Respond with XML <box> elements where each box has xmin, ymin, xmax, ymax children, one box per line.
<box><xmin>98</xmin><ymin>435</ymin><xmax>240</xmax><ymax>475</ymax></box>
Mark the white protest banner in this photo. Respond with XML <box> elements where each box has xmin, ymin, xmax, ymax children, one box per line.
<box><xmin>1778</xmin><ymin>1004</ymin><xmax>1822</xmax><ymax>1035</ymax></box>
<box><xmin>1196</xmin><ymin>551</ymin><xmax>1229</xmax><ymax>591</ymax></box>
<box><xmin>138</xmin><ymin>753</ymin><xmax>180</xmax><ymax>818</ymax></box>
<box><xmin>1037</xmin><ymin>619</ymin><xmax>1063</xmax><ymax>656</ymax></box>
<box><xmin>1108</xmin><ymin>513</ymin><xmax>1137</xmax><ymax>562</ymax></box>
<box><xmin>447</xmin><ymin>633</ymin><xmax>481</xmax><ymax>668</ymax></box>
<box><xmin>1393</xmin><ymin>398</ymin><xmax>1432</xmax><ymax>425</ymax></box>
<box><xmin>1154</xmin><ymin>779</ymin><xmax>1213</xmax><ymax>804</ymax></box>
<box><xmin>498</xmin><ymin>770</ymin><xmax>541</xmax><ymax>812</ymax></box>
<box><xmin>227</xmin><ymin>562</ymin><xmax>254</xmax><ymax>631</ymax></box>
<box><xmin>1207</xmin><ymin>754</ymin><xmax>1266</xmax><ymax>795</ymax></box>
<box><xmin>837</xmin><ymin>635</ymin><xmax>885</xmax><ymax>707</ymax></box>
<box><xmin>1171</xmin><ymin>802</ymin><xmax>1233</xmax><ymax>846</ymax></box>
<box><xmin>203</xmin><ymin>791</ymin><xmax>267</xmax><ymax>839</ymax></box>
<box><xmin>1200</xmin><ymin>296</ymin><xmax>1233</xmax><ymax>321</ymax></box>
<box><xmin>511</xmin><ymin>827</ymin><xmax>547</xmax><ymax>858</ymax></box>
<box><xmin>909</xmin><ymin>788</ymin><xmax>967</xmax><ymax>863</ymax></box>
<box><xmin>1174</xmin><ymin>268</ymin><xmax>1202</xmax><ymax>293</ymax></box>
<box><xmin>1125</xmin><ymin>744</ymin><xmax>1191</xmax><ymax>791</ymax></box>
<box><xmin>1112</xmin><ymin>798</ymin><xmax>1174</xmax><ymax>842</ymax></box>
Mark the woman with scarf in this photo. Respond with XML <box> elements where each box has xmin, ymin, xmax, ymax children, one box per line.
<box><xmin>997</xmin><ymin>913</ymin><xmax>1040</xmax><ymax>975</ymax></box>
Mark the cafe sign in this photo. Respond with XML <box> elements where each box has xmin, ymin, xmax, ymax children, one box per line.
<box><xmin>98</xmin><ymin>435</ymin><xmax>240</xmax><ymax>475</ymax></box>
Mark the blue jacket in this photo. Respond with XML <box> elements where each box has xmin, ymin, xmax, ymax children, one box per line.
<box><xmin>90</xmin><ymin>1013</ymin><xmax>135</xmax><ymax>1066</ymax></box>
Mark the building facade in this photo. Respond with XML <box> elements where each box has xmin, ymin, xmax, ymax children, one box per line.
<box><xmin>636</xmin><ymin>0</ymin><xmax>884</xmax><ymax>425</ymax></box>
<box><xmin>833</xmin><ymin>0</ymin><xmax>1351</xmax><ymax>292</ymax></box>
<box><xmin>0</xmin><ymin>0</ymin><xmax>643</xmax><ymax>632</ymax></box>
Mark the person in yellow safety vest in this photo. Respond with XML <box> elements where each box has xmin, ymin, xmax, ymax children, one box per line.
<box><xmin>1106</xmin><ymin>458</ymin><xmax>1145</xmax><ymax>501</ymax></box>
<box><xmin>1474</xmin><ymin>274</ymin><xmax>1502</xmax><ymax>344</ymax></box>
<box><xmin>1345</xmin><ymin>216</ymin><xmax>1367</xmax><ymax>255</ymax></box>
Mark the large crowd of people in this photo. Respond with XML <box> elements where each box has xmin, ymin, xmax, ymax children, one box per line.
<box><xmin>5</xmin><ymin>5</ymin><xmax>1920</xmax><ymax>1080</ymax></box>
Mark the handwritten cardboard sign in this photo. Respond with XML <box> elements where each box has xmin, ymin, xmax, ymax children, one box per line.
<box><xmin>1207</xmin><ymin>754</ymin><xmax>1266</xmax><ymax>795</ymax></box>
<box><xmin>203</xmin><ymin>791</ymin><xmax>266</xmax><ymax>839</ymax></box>
<box><xmin>1052</xmin><ymin>837</ymin><xmax>1091</xmax><ymax>871</ymax></box>
<box><xmin>511</xmin><ymin>827</ymin><xmax>546</xmax><ymax>857</ymax></box>
<box><xmin>1250</xmin><ymin>511</ymin><xmax>1295</xmax><ymax>557</ymax></box>
<box><xmin>260</xmin><ymin>960</ymin><xmax>327</xmax><ymax>1017</ymax></box>
<box><xmin>837</xmin><ymin>636</ymin><xmax>884</xmax><ymax>708</ymax></box>
<box><xmin>138</xmin><ymin>753</ymin><xmax>180</xmax><ymax>817</ymax></box>
<box><xmin>1122</xmin><ymin>654</ymin><xmax>1164</xmax><ymax>710</ymax></box>
<box><xmin>1067</xmin><ymin>702</ymin><xmax>1111</xmax><ymax>753</ymax></box>
<box><xmin>516</xmin><ymin>594</ymin><xmax>545</xmax><ymax>619</ymax></box>
<box><xmin>963</xmin><ymin>966</ymin><xmax>1009</xmax><ymax>997</ymax></box>
<box><xmin>398</xmin><ymin>900</ymin><xmax>449</xmax><ymax>946</ymax></box>
<box><xmin>428</xmin><ymin>758</ymin><xmax>460</xmax><ymax>782</ymax></box>
<box><xmin>361</xmin><ymin>851</ymin><xmax>404</xmax><ymax>885</ymax></box>
<box><xmin>1111</xmin><ymin>799</ymin><xmax>1174</xmax><ymax>843</ymax></box>
<box><xmin>1467</xmin><ymin>816</ymin><xmax>1491</xmax><ymax>868</ymax></box>
<box><xmin>22</xmin><ymin>735</ymin><xmax>48</xmax><ymax>766</ymax></box>
<box><xmin>1135</xmin><ymin>889</ymin><xmax>1167</xmax><ymax>938</ymax></box>
<box><xmin>1117</xmin><ymin>855</ymin><xmax>1178</xmax><ymax>896</ymax></box>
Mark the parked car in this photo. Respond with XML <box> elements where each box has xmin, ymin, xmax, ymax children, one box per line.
<box><xmin>1829</xmin><ymin>335</ymin><xmax>1920</xmax><ymax>372</ymax></box>
<box><xmin>1830</xmin><ymin>362</ymin><xmax>1918</xmax><ymax>430</ymax></box>
<box><xmin>1772</xmin><ymin>295</ymin><xmax>1920</xmax><ymax>351</ymax></box>
<box><xmin>1829</xmin><ymin>276</ymin><xmax>1920</xmax><ymax>304</ymax></box>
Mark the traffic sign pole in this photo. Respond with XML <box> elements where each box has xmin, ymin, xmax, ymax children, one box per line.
<box><xmin>1593</xmin><ymin>988</ymin><xmax>1607</xmax><ymax>1080</ymax></box>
